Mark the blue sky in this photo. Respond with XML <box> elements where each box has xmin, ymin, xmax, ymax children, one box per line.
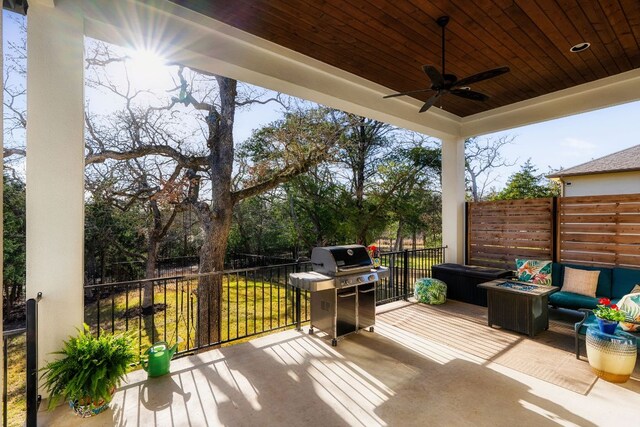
<box><xmin>483</xmin><ymin>100</ymin><xmax>640</xmax><ymax>186</ymax></box>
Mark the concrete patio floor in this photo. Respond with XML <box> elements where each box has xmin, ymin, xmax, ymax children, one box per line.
<box><xmin>39</xmin><ymin>300</ymin><xmax>640</xmax><ymax>426</ymax></box>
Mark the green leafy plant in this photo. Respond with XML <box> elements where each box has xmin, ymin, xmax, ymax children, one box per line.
<box><xmin>41</xmin><ymin>324</ymin><xmax>136</xmax><ymax>410</ymax></box>
<box><xmin>593</xmin><ymin>298</ymin><xmax>626</xmax><ymax>322</ymax></box>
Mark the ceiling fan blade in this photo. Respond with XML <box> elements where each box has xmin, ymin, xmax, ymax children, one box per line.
<box><xmin>453</xmin><ymin>66</ymin><xmax>510</xmax><ymax>88</ymax></box>
<box><xmin>423</xmin><ymin>65</ymin><xmax>444</xmax><ymax>89</ymax></box>
<box><xmin>450</xmin><ymin>88</ymin><xmax>489</xmax><ymax>102</ymax></box>
<box><xmin>419</xmin><ymin>92</ymin><xmax>442</xmax><ymax>113</ymax></box>
<box><xmin>383</xmin><ymin>88</ymin><xmax>433</xmax><ymax>99</ymax></box>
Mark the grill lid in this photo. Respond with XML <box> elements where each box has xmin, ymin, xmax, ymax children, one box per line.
<box><xmin>311</xmin><ymin>245</ymin><xmax>373</xmax><ymax>276</ymax></box>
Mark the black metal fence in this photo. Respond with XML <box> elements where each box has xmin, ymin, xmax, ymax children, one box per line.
<box><xmin>83</xmin><ymin>261</ymin><xmax>315</xmax><ymax>358</ymax></box>
<box><xmin>376</xmin><ymin>247</ymin><xmax>446</xmax><ymax>305</ymax></box>
<box><xmin>2</xmin><ymin>246</ymin><xmax>445</xmax><ymax>426</ymax></box>
<box><xmin>83</xmin><ymin>246</ymin><xmax>445</xmax><ymax>359</ymax></box>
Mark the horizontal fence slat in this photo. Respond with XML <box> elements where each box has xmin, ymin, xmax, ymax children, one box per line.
<box><xmin>560</xmin><ymin>241</ymin><xmax>640</xmax><ymax>255</ymax></box>
<box><xmin>468</xmin><ymin>251</ymin><xmax>535</xmax><ymax>262</ymax></box>
<box><xmin>559</xmin><ymin>204</ymin><xmax>640</xmax><ymax>214</ymax></box>
<box><xmin>470</xmin><ymin>234</ymin><xmax>552</xmax><ymax>244</ymax></box>
<box><xmin>559</xmin><ymin>251</ymin><xmax>617</xmax><ymax>264</ymax></box>
<box><xmin>468</xmin><ymin>223</ymin><xmax>552</xmax><ymax>231</ymax></box>
<box><xmin>470</xmin><ymin>245</ymin><xmax>552</xmax><ymax>256</ymax></box>
<box><xmin>470</xmin><ymin>215</ymin><xmax>553</xmax><ymax>223</ymax></box>
<box><xmin>560</xmin><ymin>194</ymin><xmax>640</xmax><ymax>204</ymax></box>
<box><xmin>558</xmin><ymin>214</ymin><xmax>640</xmax><ymax>223</ymax></box>
<box><xmin>560</xmin><ymin>233</ymin><xmax>640</xmax><ymax>244</ymax></box>
<box><xmin>466</xmin><ymin>257</ymin><xmax>513</xmax><ymax>269</ymax></box>
<box><xmin>560</xmin><ymin>224</ymin><xmax>640</xmax><ymax>233</ymax></box>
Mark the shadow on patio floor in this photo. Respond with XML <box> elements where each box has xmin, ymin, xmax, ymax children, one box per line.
<box><xmin>39</xmin><ymin>300</ymin><xmax>639</xmax><ymax>426</ymax></box>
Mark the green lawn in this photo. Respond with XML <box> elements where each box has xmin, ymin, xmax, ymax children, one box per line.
<box><xmin>83</xmin><ymin>276</ymin><xmax>310</xmax><ymax>357</ymax></box>
<box><xmin>5</xmin><ymin>334</ymin><xmax>26</xmax><ymax>427</ymax></box>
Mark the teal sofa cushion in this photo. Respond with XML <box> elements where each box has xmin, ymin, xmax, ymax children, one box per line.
<box><xmin>549</xmin><ymin>291</ymin><xmax>600</xmax><ymax>310</ymax></box>
<box><xmin>561</xmin><ymin>264</ymin><xmax>612</xmax><ymax>297</ymax></box>
<box><xmin>612</xmin><ymin>267</ymin><xmax>640</xmax><ymax>299</ymax></box>
<box><xmin>551</xmin><ymin>262</ymin><xmax>563</xmax><ymax>287</ymax></box>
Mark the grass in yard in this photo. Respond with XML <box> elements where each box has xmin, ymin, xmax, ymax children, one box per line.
<box><xmin>84</xmin><ymin>277</ymin><xmax>310</xmax><ymax>358</ymax></box>
<box><xmin>5</xmin><ymin>334</ymin><xmax>26</xmax><ymax>427</ymax></box>
<box><xmin>380</xmin><ymin>252</ymin><xmax>442</xmax><ymax>271</ymax></box>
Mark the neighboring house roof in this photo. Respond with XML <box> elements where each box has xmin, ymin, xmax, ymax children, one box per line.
<box><xmin>548</xmin><ymin>144</ymin><xmax>640</xmax><ymax>178</ymax></box>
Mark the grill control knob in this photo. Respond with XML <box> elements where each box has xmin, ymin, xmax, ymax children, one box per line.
<box><xmin>368</xmin><ymin>275</ymin><xmax>376</xmax><ymax>281</ymax></box>
<box><xmin>357</xmin><ymin>277</ymin><xmax>363</xmax><ymax>283</ymax></box>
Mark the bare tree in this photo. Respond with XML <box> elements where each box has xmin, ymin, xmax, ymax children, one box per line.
<box><xmin>465</xmin><ymin>135</ymin><xmax>516</xmax><ymax>201</ymax></box>
<box><xmin>84</xmin><ymin>42</ymin><xmax>341</xmax><ymax>345</ymax></box>
<box><xmin>3</xmin><ymin>15</ymin><xmax>27</xmax><ymax>174</ymax></box>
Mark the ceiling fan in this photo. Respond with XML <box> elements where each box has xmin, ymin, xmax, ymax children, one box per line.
<box><xmin>383</xmin><ymin>16</ymin><xmax>510</xmax><ymax>113</ymax></box>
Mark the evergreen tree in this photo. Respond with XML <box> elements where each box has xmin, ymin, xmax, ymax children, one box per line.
<box><xmin>492</xmin><ymin>159</ymin><xmax>560</xmax><ymax>200</ymax></box>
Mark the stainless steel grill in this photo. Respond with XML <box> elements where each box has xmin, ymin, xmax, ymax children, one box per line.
<box><xmin>289</xmin><ymin>244</ymin><xmax>388</xmax><ymax>346</ymax></box>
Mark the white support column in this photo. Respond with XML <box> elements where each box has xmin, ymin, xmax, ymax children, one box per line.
<box><xmin>26</xmin><ymin>1</ymin><xmax>85</xmax><ymax>373</ymax></box>
<box><xmin>441</xmin><ymin>135</ymin><xmax>466</xmax><ymax>264</ymax></box>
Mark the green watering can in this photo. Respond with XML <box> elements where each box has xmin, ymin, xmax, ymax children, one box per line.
<box><xmin>141</xmin><ymin>342</ymin><xmax>177</xmax><ymax>378</ymax></box>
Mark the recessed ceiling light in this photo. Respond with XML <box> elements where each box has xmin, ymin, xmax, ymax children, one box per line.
<box><xmin>570</xmin><ymin>42</ymin><xmax>590</xmax><ymax>53</ymax></box>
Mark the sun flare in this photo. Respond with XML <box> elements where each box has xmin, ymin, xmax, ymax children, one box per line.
<box><xmin>128</xmin><ymin>49</ymin><xmax>166</xmax><ymax>75</ymax></box>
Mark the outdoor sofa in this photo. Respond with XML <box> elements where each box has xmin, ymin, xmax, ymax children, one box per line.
<box><xmin>549</xmin><ymin>262</ymin><xmax>640</xmax><ymax>310</ymax></box>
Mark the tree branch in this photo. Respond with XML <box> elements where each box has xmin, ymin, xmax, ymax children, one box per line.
<box><xmin>4</xmin><ymin>148</ymin><xmax>26</xmax><ymax>158</ymax></box>
<box><xmin>85</xmin><ymin>145</ymin><xmax>207</xmax><ymax>170</ymax></box>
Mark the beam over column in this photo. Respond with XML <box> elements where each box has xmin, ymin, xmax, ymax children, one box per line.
<box><xmin>441</xmin><ymin>135</ymin><xmax>466</xmax><ymax>264</ymax></box>
<box><xmin>26</xmin><ymin>0</ymin><xmax>85</xmax><ymax>373</ymax></box>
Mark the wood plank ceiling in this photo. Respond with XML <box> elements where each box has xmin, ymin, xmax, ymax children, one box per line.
<box><xmin>170</xmin><ymin>0</ymin><xmax>640</xmax><ymax>118</ymax></box>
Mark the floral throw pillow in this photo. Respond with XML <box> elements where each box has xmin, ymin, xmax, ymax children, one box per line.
<box><xmin>619</xmin><ymin>292</ymin><xmax>640</xmax><ymax>332</ymax></box>
<box><xmin>515</xmin><ymin>259</ymin><xmax>552</xmax><ymax>286</ymax></box>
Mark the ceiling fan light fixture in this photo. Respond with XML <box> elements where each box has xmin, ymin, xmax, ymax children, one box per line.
<box><xmin>570</xmin><ymin>42</ymin><xmax>590</xmax><ymax>53</ymax></box>
<box><xmin>383</xmin><ymin>15</ymin><xmax>510</xmax><ymax>112</ymax></box>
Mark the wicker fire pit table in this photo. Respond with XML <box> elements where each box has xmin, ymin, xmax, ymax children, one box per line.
<box><xmin>478</xmin><ymin>280</ymin><xmax>559</xmax><ymax>337</ymax></box>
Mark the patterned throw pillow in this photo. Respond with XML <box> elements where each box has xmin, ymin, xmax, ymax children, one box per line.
<box><xmin>561</xmin><ymin>267</ymin><xmax>599</xmax><ymax>297</ymax></box>
<box><xmin>414</xmin><ymin>278</ymin><xmax>447</xmax><ymax>305</ymax></box>
<box><xmin>515</xmin><ymin>259</ymin><xmax>552</xmax><ymax>285</ymax></box>
<box><xmin>619</xmin><ymin>292</ymin><xmax>640</xmax><ymax>332</ymax></box>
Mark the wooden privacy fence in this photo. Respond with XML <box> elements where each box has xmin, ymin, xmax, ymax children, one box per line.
<box><xmin>558</xmin><ymin>194</ymin><xmax>640</xmax><ymax>268</ymax></box>
<box><xmin>467</xmin><ymin>198</ymin><xmax>554</xmax><ymax>270</ymax></box>
<box><xmin>466</xmin><ymin>193</ymin><xmax>640</xmax><ymax>270</ymax></box>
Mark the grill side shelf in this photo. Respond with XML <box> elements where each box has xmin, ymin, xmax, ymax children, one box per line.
<box><xmin>288</xmin><ymin>272</ymin><xmax>335</xmax><ymax>292</ymax></box>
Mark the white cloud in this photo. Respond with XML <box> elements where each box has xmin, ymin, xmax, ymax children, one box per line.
<box><xmin>560</xmin><ymin>138</ymin><xmax>597</xmax><ymax>155</ymax></box>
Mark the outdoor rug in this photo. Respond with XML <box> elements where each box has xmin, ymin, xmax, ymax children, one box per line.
<box><xmin>377</xmin><ymin>300</ymin><xmax>599</xmax><ymax>394</ymax></box>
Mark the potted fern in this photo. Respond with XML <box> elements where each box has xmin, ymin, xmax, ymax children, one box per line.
<box><xmin>41</xmin><ymin>324</ymin><xmax>136</xmax><ymax>417</ymax></box>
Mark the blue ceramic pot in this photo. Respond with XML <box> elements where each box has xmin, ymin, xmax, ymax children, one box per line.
<box><xmin>596</xmin><ymin>317</ymin><xmax>618</xmax><ymax>334</ymax></box>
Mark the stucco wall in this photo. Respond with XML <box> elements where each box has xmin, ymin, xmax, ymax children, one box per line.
<box><xmin>561</xmin><ymin>171</ymin><xmax>640</xmax><ymax>196</ymax></box>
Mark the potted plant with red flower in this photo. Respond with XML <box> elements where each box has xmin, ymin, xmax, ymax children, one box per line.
<box><xmin>593</xmin><ymin>297</ymin><xmax>626</xmax><ymax>334</ymax></box>
<box><xmin>367</xmin><ymin>244</ymin><xmax>381</xmax><ymax>268</ymax></box>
